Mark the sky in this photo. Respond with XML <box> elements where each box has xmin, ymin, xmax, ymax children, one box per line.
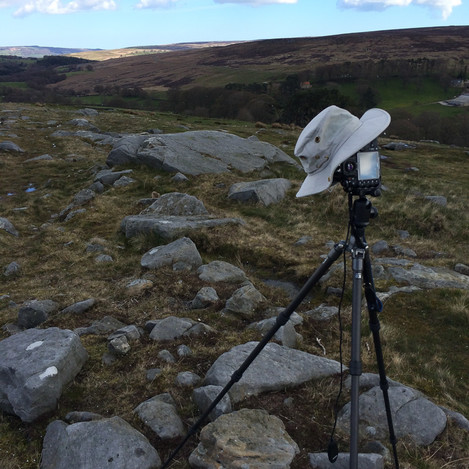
<box><xmin>0</xmin><ymin>0</ymin><xmax>468</xmax><ymax>50</ymax></box>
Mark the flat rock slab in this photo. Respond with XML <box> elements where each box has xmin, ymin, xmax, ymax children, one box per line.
<box><xmin>107</xmin><ymin>130</ymin><xmax>298</xmax><ymax>175</ymax></box>
<box><xmin>189</xmin><ymin>408</ymin><xmax>299</xmax><ymax>469</ymax></box>
<box><xmin>41</xmin><ymin>416</ymin><xmax>161</xmax><ymax>469</ymax></box>
<box><xmin>0</xmin><ymin>327</ymin><xmax>88</xmax><ymax>422</ymax></box>
<box><xmin>121</xmin><ymin>214</ymin><xmax>244</xmax><ymax>239</ymax></box>
<box><xmin>141</xmin><ymin>237</ymin><xmax>202</xmax><ymax>271</ymax></box>
<box><xmin>337</xmin><ymin>385</ymin><xmax>447</xmax><ymax>446</ymax></box>
<box><xmin>204</xmin><ymin>341</ymin><xmax>343</xmax><ymax>403</ymax></box>
<box><xmin>228</xmin><ymin>178</ymin><xmax>292</xmax><ymax>206</ymax></box>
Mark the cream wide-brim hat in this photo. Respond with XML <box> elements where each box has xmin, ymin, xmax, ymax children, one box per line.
<box><xmin>295</xmin><ymin>106</ymin><xmax>391</xmax><ymax>197</ymax></box>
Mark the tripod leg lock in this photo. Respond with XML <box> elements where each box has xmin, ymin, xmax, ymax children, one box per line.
<box><xmin>349</xmin><ymin>359</ymin><xmax>362</xmax><ymax>377</ymax></box>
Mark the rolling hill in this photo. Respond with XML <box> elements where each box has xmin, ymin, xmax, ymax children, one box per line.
<box><xmin>51</xmin><ymin>26</ymin><xmax>469</xmax><ymax>94</ymax></box>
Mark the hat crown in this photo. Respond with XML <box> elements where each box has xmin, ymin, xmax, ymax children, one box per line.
<box><xmin>295</xmin><ymin>106</ymin><xmax>361</xmax><ymax>175</ymax></box>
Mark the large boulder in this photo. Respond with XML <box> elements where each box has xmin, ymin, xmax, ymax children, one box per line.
<box><xmin>204</xmin><ymin>341</ymin><xmax>342</xmax><ymax>403</ymax></box>
<box><xmin>189</xmin><ymin>408</ymin><xmax>299</xmax><ymax>469</ymax></box>
<box><xmin>106</xmin><ymin>130</ymin><xmax>298</xmax><ymax>174</ymax></box>
<box><xmin>337</xmin><ymin>385</ymin><xmax>447</xmax><ymax>446</ymax></box>
<box><xmin>41</xmin><ymin>416</ymin><xmax>161</xmax><ymax>469</ymax></box>
<box><xmin>0</xmin><ymin>328</ymin><xmax>88</xmax><ymax>422</ymax></box>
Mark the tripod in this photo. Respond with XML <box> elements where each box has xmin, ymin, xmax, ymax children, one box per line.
<box><xmin>161</xmin><ymin>193</ymin><xmax>399</xmax><ymax>469</ymax></box>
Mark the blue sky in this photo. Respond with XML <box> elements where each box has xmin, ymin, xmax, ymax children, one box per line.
<box><xmin>1</xmin><ymin>0</ymin><xmax>467</xmax><ymax>49</ymax></box>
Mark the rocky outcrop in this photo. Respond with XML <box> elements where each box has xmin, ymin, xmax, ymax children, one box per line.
<box><xmin>0</xmin><ymin>328</ymin><xmax>88</xmax><ymax>422</ymax></box>
<box><xmin>106</xmin><ymin>130</ymin><xmax>298</xmax><ymax>174</ymax></box>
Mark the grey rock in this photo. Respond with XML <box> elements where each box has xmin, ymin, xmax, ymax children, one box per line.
<box><xmin>146</xmin><ymin>368</ymin><xmax>162</xmax><ymax>381</ymax></box>
<box><xmin>74</xmin><ymin>315</ymin><xmax>126</xmax><ymax>336</ymax></box>
<box><xmin>73</xmin><ymin>188</ymin><xmax>96</xmax><ymax>206</ymax></box>
<box><xmin>171</xmin><ymin>172</ymin><xmax>189</xmax><ymax>182</ymax></box>
<box><xmin>134</xmin><ymin>393</ymin><xmax>185</xmax><ymax>440</ymax></box>
<box><xmin>204</xmin><ymin>341</ymin><xmax>343</xmax><ymax>403</ymax></box>
<box><xmin>388</xmin><ymin>263</ymin><xmax>469</xmax><ymax>289</ymax></box>
<box><xmin>149</xmin><ymin>316</ymin><xmax>199</xmax><ymax>341</ymax></box>
<box><xmin>397</xmin><ymin>230</ymin><xmax>410</xmax><ymax>239</ymax></box>
<box><xmin>113</xmin><ymin>175</ymin><xmax>136</xmax><ymax>187</ymax></box>
<box><xmin>189</xmin><ymin>408</ymin><xmax>299</xmax><ymax>469</ymax></box>
<box><xmin>77</xmin><ymin>108</ymin><xmax>98</xmax><ymax>116</ymax></box>
<box><xmin>392</xmin><ymin>244</ymin><xmax>417</xmax><ymax>258</ymax></box>
<box><xmin>248</xmin><ymin>316</ymin><xmax>301</xmax><ymax>348</ymax></box>
<box><xmin>177</xmin><ymin>344</ymin><xmax>192</xmax><ymax>357</ymax></box>
<box><xmin>18</xmin><ymin>299</ymin><xmax>59</xmax><ymax>328</ymax></box>
<box><xmin>121</xmin><ymin>214</ymin><xmax>244</xmax><ymax>239</ymax></box>
<box><xmin>108</xmin><ymin>336</ymin><xmax>131</xmax><ymax>356</ymax></box>
<box><xmin>141</xmin><ymin>237</ymin><xmax>202</xmax><ymax>271</ymax></box>
<box><xmin>64</xmin><ymin>208</ymin><xmax>86</xmax><ymax>222</ymax></box>
<box><xmin>371</xmin><ymin>240</ymin><xmax>389</xmax><ymax>255</ymax></box>
<box><xmin>192</xmin><ymin>385</ymin><xmax>232</xmax><ymax>421</ymax></box>
<box><xmin>197</xmin><ymin>260</ymin><xmax>248</xmax><ymax>283</ymax></box>
<box><xmin>455</xmin><ymin>263</ymin><xmax>469</xmax><ymax>276</ymax></box>
<box><xmin>337</xmin><ymin>385</ymin><xmax>447</xmax><ymax>446</ymax></box>
<box><xmin>142</xmin><ymin>192</ymin><xmax>208</xmax><ymax>216</ymax></box>
<box><xmin>24</xmin><ymin>153</ymin><xmax>53</xmax><ymax>162</ymax></box>
<box><xmin>61</xmin><ymin>298</ymin><xmax>96</xmax><ymax>315</ymax></box>
<box><xmin>0</xmin><ymin>327</ymin><xmax>88</xmax><ymax>422</ymax></box>
<box><xmin>440</xmin><ymin>406</ymin><xmax>469</xmax><ymax>431</ymax></box>
<box><xmin>106</xmin><ymin>134</ymin><xmax>150</xmax><ymax>166</ymax></box>
<box><xmin>0</xmin><ymin>217</ymin><xmax>19</xmax><ymax>237</ymax></box>
<box><xmin>4</xmin><ymin>261</ymin><xmax>20</xmax><ymax>277</ymax></box>
<box><xmin>228</xmin><ymin>178</ymin><xmax>291</xmax><ymax>206</ymax></box>
<box><xmin>0</xmin><ymin>141</ymin><xmax>24</xmax><ymax>152</ymax></box>
<box><xmin>109</xmin><ymin>130</ymin><xmax>297</xmax><ymax>175</ymax></box>
<box><xmin>41</xmin><ymin>416</ymin><xmax>161</xmax><ymax>469</ymax></box>
<box><xmin>223</xmin><ymin>284</ymin><xmax>267</xmax><ymax>318</ymax></box>
<box><xmin>304</xmin><ymin>304</ymin><xmax>339</xmax><ymax>321</ymax></box>
<box><xmin>158</xmin><ymin>349</ymin><xmax>176</xmax><ymax>363</ymax></box>
<box><xmin>108</xmin><ymin>324</ymin><xmax>141</xmax><ymax>342</ymax></box>
<box><xmin>95</xmin><ymin>254</ymin><xmax>113</xmax><ymax>263</ymax></box>
<box><xmin>191</xmin><ymin>286</ymin><xmax>219</xmax><ymax>309</ymax></box>
<box><xmin>95</xmin><ymin>168</ymin><xmax>134</xmax><ymax>185</ymax></box>
<box><xmin>175</xmin><ymin>371</ymin><xmax>201</xmax><ymax>387</ymax></box>
<box><xmin>309</xmin><ymin>453</ymin><xmax>383</xmax><ymax>469</ymax></box>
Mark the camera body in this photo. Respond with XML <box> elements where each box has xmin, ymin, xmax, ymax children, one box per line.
<box><xmin>333</xmin><ymin>139</ymin><xmax>381</xmax><ymax>197</ymax></box>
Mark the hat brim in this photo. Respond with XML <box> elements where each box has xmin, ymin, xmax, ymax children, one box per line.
<box><xmin>296</xmin><ymin>108</ymin><xmax>390</xmax><ymax>197</ymax></box>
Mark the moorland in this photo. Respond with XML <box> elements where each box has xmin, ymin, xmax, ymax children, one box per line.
<box><xmin>0</xmin><ymin>26</ymin><xmax>468</xmax><ymax>468</ymax></box>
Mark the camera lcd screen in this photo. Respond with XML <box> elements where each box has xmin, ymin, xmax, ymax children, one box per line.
<box><xmin>357</xmin><ymin>151</ymin><xmax>380</xmax><ymax>180</ymax></box>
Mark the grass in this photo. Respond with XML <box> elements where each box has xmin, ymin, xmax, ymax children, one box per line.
<box><xmin>0</xmin><ymin>102</ymin><xmax>468</xmax><ymax>468</ymax></box>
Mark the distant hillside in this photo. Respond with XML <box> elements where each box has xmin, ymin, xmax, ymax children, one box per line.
<box><xmin>0</xmin><ymin>46</ymin><xmax>101</xmax><ymax>58</ymax></box>
<box><xmin>51</xmin><ymin>26</ymin><xmax>469</xmax><ymax>94</ymax></box>
<box><xmin>66</xmin><ymin>41</ymin><xmax>244</xmax><ymax>61</ymax></box>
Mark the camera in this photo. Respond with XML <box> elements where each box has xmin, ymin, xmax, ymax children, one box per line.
<box><xmin>333</xmin><ymin>139</ymin><xmax>381</xmax><ymax>196</ymax></box>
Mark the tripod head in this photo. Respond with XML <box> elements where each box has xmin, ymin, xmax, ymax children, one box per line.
<box><xmin>348</xmin><ymin>194</ymin><xmax>378</xmax><ymax>248</ymax></box>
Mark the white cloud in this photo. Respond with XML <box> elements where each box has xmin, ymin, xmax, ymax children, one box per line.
<box><xmin>337</xmin><ymin>0</ymin><xmax>462</xmax><ymax>19</ymax></box>
<box><xmin>214</xmin><ymin>0</ymin><xmax>297</xmax><ymax>4</ymax></box>
<box><xmin>135</xmin><ymin>0</ymin><xmax>179</xmax><ymax>8</ymax></box>
<box><xmin>1</xmin><ymin>0</ymin><xmax>116</xmax><ymax>16</ymax></box>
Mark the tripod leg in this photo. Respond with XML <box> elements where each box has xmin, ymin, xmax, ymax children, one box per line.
<box><xmin>160</xmin><ymin>242</ymin><xmax>346</xmax><ymax>469</ymax></box>
<box><xmin>349</xmin><ymin>247</ymin><xmax>365</xmax><ymax>469</ymax></box>
<box><xmin>363</xmin><ymin>251</ymin><xmax>400</xmax><ymax>469</ymax></box>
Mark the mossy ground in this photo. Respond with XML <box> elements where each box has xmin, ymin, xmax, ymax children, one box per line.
<box><xmin>0</xmin><ymin>103</ymin><xmax>468</xmax><ymax>468</ymax></box>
